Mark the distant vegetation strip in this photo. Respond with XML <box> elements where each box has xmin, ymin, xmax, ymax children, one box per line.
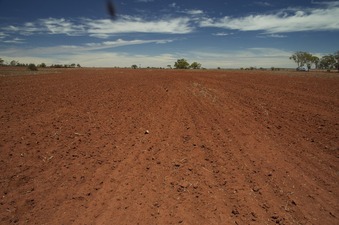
<box><xmin>0</xmin><ymin>50</ymin><xmax>338</xmax><ymax>72</ymax></box>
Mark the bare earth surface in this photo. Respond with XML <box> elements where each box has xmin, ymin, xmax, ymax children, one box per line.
<box><xmin>0</xmin><ymin>68</ymin><xmax>338</xmax><ymax>225</ymax></box>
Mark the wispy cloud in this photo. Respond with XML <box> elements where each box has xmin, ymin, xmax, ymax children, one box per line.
<box><xmin>40</xmin><ymin>18</ymin><xmax>85</xmax><ymax>36</ymax></box>
<box><xmin>254</xmin><ymin>1</ymin><xmax>272</xmax><ymax>7</ymax></box>
<box><xmin>3</xmin><ymin>25</ymin><xmax>20</xmax><ymax>32</ymax></box>
<box><xmin>85</xmin><ymin>16</ymin><xmax>193</xmax><ymax>36</ymax></box>
<box><xmin>0</xmin><ymin>38</ymin><xmax>173</xmax><ymax>57</ymax></box>
<box><xmin>200</xmin><ymin>3</ymin><xmax>339</xmax><ymax>33</ymax></box>
<box><xmin>266</xmin><ymin>34</ymin><xmax>287</xmax><ymax>38</ymax></box>
<box><xmin>212</xmin><ymin>32</ymin><xmax>233</xmax><ymax>36</ymax></box>
<box><xmin>188</xmin><ymin>48</ymin><xmax>294</xmax><ymax>68</ymax></box>
<box><xmin>186</xmin><ymin>9</ymin><xmax>204</xmax><ymax>15</ymax></box>
<box><xmin>6</xmin><ymin>3</ymin><xmax>337</xmax><ymax>39</ymax></box>
<box><xmin>0</xmin><ymin>46</ymin><xmax>295</xmax><ymax>68</ymax></box>
<box><xmin>3</xmin><ymin>37</ymin><xmax>25</xmax><ymax>44</ymax></box>
<box><xmin>0</xmin><ymin>16</ymin><xmax>194</xmax><ymax>40</ymax></box>
<box><xmin>0</xmin><ymin>32</ymin><xmax>8</xmax><ymax>39</ymax></box>
<box><xmin>257</xmin><ymin>33</ymin><xmax>287</xmax><ymax>38</ymax></box>
<box><xmin>2</xmin><ymin>18</ymin><xmax>85</xmax><ymax>37</ymax></box>
<box><xmin>84</xmin><ymin>39</ymin><xmax>173</xmax><ymax>49</ymax></box>
<box><xmin>0</xmin><ymin>46</ymin><xmax>177</xmax><ymax>68</ymax></box>
<box><xmin>135</xmin><ymin>0</ymin><xmax>154</xmax><ymax>2</ymax></box>
<box><xmin>169</xmin><ymin>3</ymin><xmax>177</xmax><ymax>8</ymax></box>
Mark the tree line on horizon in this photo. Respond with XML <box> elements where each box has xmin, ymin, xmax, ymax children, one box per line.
<box><xmin>289</xmin><ymin>50</ymin><xmax>339</xmax><ymax>72</ymax></box>
<box><xmin>0</xmin><ymin>58</ymin><xmax>81</xmax><ymax>71</ymax></box>
<box><xmin>2</xmin><ymin>51</ymin><xmax>339</xmax><ymax>72</ymax></box>
<box><xmin>131</xmin><ymin>59</ymin><xmax>202</xmax><ymax>70</ymax></box>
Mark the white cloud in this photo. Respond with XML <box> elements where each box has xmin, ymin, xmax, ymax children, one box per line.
<box><xmin>312</xmin><ymin>1</ymin><xmax>339</xmax><ymax>7</ymax></box>
<box><xmin>85</xmin><ymin>17</ymin><xmax>193</xmax><ymax>36</ymax></box>
<box><xmin>0</xmin><ymin>38</ymin><xmax>173</xmax><ymax>59</ymax></box>
<box><xmin>186</xmin><ymin>9</ymin><xmax>204</xmax><ymax>15</ymax></box>
<box><xmin>212</xmin><ymin>32</ymin><xmax>233</xmax><ymax>36</ymax></box>
<box><xmin>200</xmin><ymin>3</ymin><xmax>339</xmax><ymax>33</ymax></box>
<box><xmin>3</xmin><ymin>37</ymin><xmax>25</xmax><ymax>44</ymax></box>
<box><xmin>0</xmin><ymin>45</ymin><xmax>312</xmax><ymax>68</ymax></box>
<box><xmin>1</xmin><ymin>16</ymin><xmax>193</xmax><ymax>39</ymax></box>
<box><xmin>72</xmin><ymin>52</ymin><xmax>176</xmax><ymax>68</ymax></box>
<box><xmin>257</xmin><ymin>34</ymin><xmax>287</xmax><ymax>38</ymax></box>
<box><xmin>40</xmin><ymin>18</ymin><xmax>85</xmax><ymax>36</ymax></box>
<box><xmin>266</xmin><ymin>34</ymin><xmax>287</xmax><ymax>38</ymax></box>
<box><xmin>135</xmin><ymin>0</ymin><xmax>154</xmax><ymax>2</ymax></box>
<box><xmin>89</xmin><ymin>33</ymin><xmax>111</xmax><ymax>39</ymax></box>
<box><xmin>84</xmin><ymin>38</ymin><xmax>173</xmax><ymax>49</ymax></box>
<box><xmin>169</xmin><ymin>3</ymin><xmax>177</xmax><ymax>8</ymax></box>
<box><xmin>187</xmin><ymin>48</ymin><xmax>295</xmax><ymax>68</ymax></box>
<box><xmin>254</xmin><ymin>1</ymin><xmax>272</xmax><ymax>7</ymax></box>
<box><xmin>0</xmin><ymin>32</ymin><xmax>8</xmax><ymax>39</ymax></box>
<box><xmin>2</xmin><ymin>18</ymin><xmax>85</xmax><ymax>37</ymax></box>
<box><xmin>3</xmin><ymin>25</ymin><xmax>20</xmax><ymax>32</ymax></box>
<box><xmin>0</xmin><ymin>48</ymin><xmax>177</xmax><ymax>68</ymax></box>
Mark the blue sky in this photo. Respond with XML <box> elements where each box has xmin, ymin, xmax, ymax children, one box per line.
<box><xmin>0</xmin><ymin>0</ymin><xmax>338</xmax><ymax>68</ymax></box>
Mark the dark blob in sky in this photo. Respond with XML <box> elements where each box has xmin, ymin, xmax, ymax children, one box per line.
<box><xmin>106</xmin><ymin>0</ymin><xmax>116</xmax><ymax>19</ymax></box>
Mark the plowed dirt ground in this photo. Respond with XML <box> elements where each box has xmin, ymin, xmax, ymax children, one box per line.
<box><xmin>0</xmin><ymin>68</ymin><xmax>338</xmax><ymax>225</ymax></box>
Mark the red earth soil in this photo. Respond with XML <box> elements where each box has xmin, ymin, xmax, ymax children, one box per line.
<box><xmin>0</xmin><ymin>68</ymin><xmax>338</xmax><ymax>225</ymax></box>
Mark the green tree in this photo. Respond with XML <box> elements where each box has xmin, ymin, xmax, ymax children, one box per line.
<box><xmin>174</xmin><ymin>58</ymin><xmax>190</xmax><ymax>69</ymax></box>
<box><xmin>289</xmin><ymin>51</ymin><xmax>313</xmax><ymax>68</ymax></box>
<box><xmin>28</xmin><ymin>63</ymin><xmax>38</xmax><ymax>71</ymax></box>
<box><xmin>0</xmin><ymin>58</ymin><xmax>4</xmax><ymax>66</ymax></box>
<box><xmin>334</xmin><ymin>50</ymin><xmax>339</xmax><ymax>72</ymax></box>
<box><xmin>289</xmin><ymin>52</ymin><xmax>303</xmax><ymax>67</ymax></box>
<box><xmin>311</xmin><ymin>56</ymin><xmax>320</xmax><ymax>69</ymax></box>
<box><xmin>10</xmin><ymin>60</ymin><xmax>18</xmax><ymax>66</ymax></box>
<box><xmin>39</xmin><ymin>63</ymin><xmax>46</xmax><ymax>68</ymax></box>
<box><xmin>131</xmin><ymin>64</ymin><xmax>138</xmax><ymax>69</ymax></box>
<box><xmin>190</xmin><ymin>62</ymin><xmax>202</xmax><ymax>69</ymax></box>
<box><xmin>319</xmin><ymin>55</ymin><xmax>336</xmax><ymax>71</ymax></box>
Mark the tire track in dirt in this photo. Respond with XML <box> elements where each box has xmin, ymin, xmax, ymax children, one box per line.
<box><xmin>181</xmin><ymin>76</ymin><xmax>292</xmax><ymax>224</ymax></box>
<box><xmin>79</xmin><ymin>77</ymin><xmax>230</xmax><ymax>225</ymax></box>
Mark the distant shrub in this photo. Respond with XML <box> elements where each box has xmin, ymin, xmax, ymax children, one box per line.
<box><xmin>28</xmin><ymin>63</ymin><xmax>38</xmax><ymax>71</ymax></box>
<box><xmin>174</xmin><ymin>58</ymin><xmax>190</xmax><ymax>69</ymax></box>
<box><xmin>190</xmin><ymin>62</ymin><xmax>202</xmax><ymax>69</ymax></box>
<box><xmin>51</xmin><ymin>64</ymin><xmax>64</xmax><ymax>68</ymax></box>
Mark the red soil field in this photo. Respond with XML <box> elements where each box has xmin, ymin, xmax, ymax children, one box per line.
<box><xmin>0</xmin><ymin>68</ymin><xmax>338</xmax><ymax>224</ymax></box>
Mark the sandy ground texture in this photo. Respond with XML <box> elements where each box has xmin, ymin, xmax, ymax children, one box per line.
<box><xmin>0</xmin><ymin>68</ymin><xmax>338</xmax><ymax>225</ymax></box>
